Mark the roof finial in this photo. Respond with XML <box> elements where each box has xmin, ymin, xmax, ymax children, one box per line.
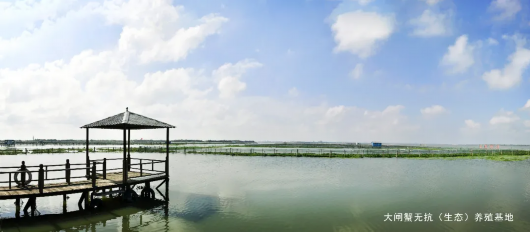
<box><xmin>126</xmin><ymin>107</ymin><xmax>128</xmax><ymax>112</ymax></box>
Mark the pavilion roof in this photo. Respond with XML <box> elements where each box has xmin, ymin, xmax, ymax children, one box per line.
<box><xmin>81</xmin><ymin>108</ymin><xmax>175</xmax><ymax>130</ymax></box>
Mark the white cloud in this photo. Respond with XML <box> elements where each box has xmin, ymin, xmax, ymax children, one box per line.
<box><xmin>525</xmin><ymin>120</ymin><xmax>530</xmax><ymax>128</ymax></box>
<box><xmin>440</xmin><ymin>35</ymin><xmax>475</xmax><ymax>74</ymax></box>
<box><xmin>522</xmin><ymin>99</ymin><xmax>530</xmax><ymax>110</ymax></box>
<box><xmin>355</xmin><ymin>0</ymin><xmax>374</xmax><ymax>5</ymax></box>
<box><xmin>332</xmin><ymin>10</ymin><xmax>395</xmax><ymax>58</ymax></box>
<box><xmin>0</xmin><ymin>2</ymin><xmax>103</xmax><ymax>64</ymax></box>
<box><xmin>489</xmin><ymin>0</ymin><xmax>521</xmax><ymax>21</ymax></box>
<box><xmin>482</xmin><ymin>36</ymin><xmax>530</xmax><ymax>90</ymax></box>
<box><xmin>213</xmin><ymin>59</ymin><xmax>263</xmax><ymax>98</ymax></box>
<box><xmin>420</xmin><ymin>105</ymin><xmax>447</xmax><ymax>116</ymax></box>
<box><xmin>350</xmin><ymin>63</ymin><xmax>363</xmax><ymax>79</ymax></box>
<box><xmin>489</xmin><ymin>111</ymin><xmax>519</xmax><ymax>125</ymax></box>
<box><xmin>488</xmin><ymin>38</ymin><xmax>499</xmax><ymax>45</ymax></box>
<box><xmin>422</xmin><ymin>0</ymin><xmax>443</xmax><ymax>5</ymax></box>
<box><xmin>0</xmin><ymin>0</ymin><xmax>228</xmax><ymax>65</ymax></box>
<box><xmin>464</xmin><ymin>120</ymin><xmax>481</xmax><ymax>129</ymax></box>
<box><xmin>98</xmin><ymin>0</ymin><xmax>228</xmax><ymax>64</ymax></box>
<box><xmin>288</xmin><ymin>87</ymin><xmax>299</xmax><ymax>97</ymax></box>
<box><xmin>0</xmin><ymin>0</ymin><xmax>76</xmax><ymax>37</ymax></box>
<box><xmin>409</xmin><ymin>10</ymin><xmax>451</xmax><ymax>37</ymax></box>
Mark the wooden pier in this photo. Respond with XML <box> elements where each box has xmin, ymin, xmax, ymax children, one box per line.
<box><xmin>0</xmin><ymin>157</ymin><xmax>169</xmax><ymax>217</ymax></box>
<box><xmin>0</xmin><ymin>107</ymin><xmax>175</xmax><ymax>219</ymax></box>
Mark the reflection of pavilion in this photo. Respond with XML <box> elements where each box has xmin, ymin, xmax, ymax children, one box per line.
<box><xmin>0</xmin><ymin>194</ymin><xmax>225</xmax><ymax>231</ymax></box>
<box><xmin>0</xmin><ymin>197</ymin><xmax>169</xmax><ymax>231</ymax></box>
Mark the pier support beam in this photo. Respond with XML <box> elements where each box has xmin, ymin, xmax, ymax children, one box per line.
<box><xmin>156</xmin><ymin>179</ymin><xmax>168</xmax><ymax>201</ymax></box>
<box><xmin>63</xmin><ymin>194</ymin><xmax>67</xmax><ymax>214</ymax></box>
<box><xmin>123</xmin><ymin>129</ymin><xmax>128</xmax><ymax>189</ymax></box>
<box><xmin>23</xmin><ymin>197</ymin><xmax>36</xmax><ymax>217</ymax></box>
<box><xmin>122</xmin><ymin>214</ymin><xmax>130</xmax><ymax>232</ymax></box>
<box><xmin>78</xmin><ymin>191</ymin><xmax>89</xmax><ymax>210</ymax></box>
<box><xmin>128</xmin><ymin>129</ymin><xmax>131</xmax><ymax>171</ymax></box>
<box><xmin>86</xmin><ymin>128</ymin><xmax>90</xmax><ymax>180</ymax></box>
<box><xmin>166</xmin><ymin>128</ymin><xmax>169</xmax><ymax>178</ymax></box>
<box><xmin>15</xmin><ymin>198</ymin><xmax>20</xmax><ymax>219</ymax></box>
<box><xmin>84</xmin><ymin>191</ymin><xmax>89</xmax><ymax>210</ymax></box>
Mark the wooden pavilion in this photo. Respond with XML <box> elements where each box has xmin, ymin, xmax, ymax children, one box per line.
<box><xmin>81</xmin><ymin>107</ymin><xmax>175</xmax><ymax>192</ymax></box>
<box><xmin>0</xmin><ymin>107</ymin><xmax>174</xmax><ymax>218</ymax></box>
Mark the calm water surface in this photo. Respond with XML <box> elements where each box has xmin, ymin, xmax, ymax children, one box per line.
<box><xmin>0</xmin><ymin>153</ymin><xmax>529</xmax><ymax>231</ymax></box>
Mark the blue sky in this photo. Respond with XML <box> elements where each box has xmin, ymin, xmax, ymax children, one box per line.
<box><xmin>0</xmin><ymin>0</ymin><xmax>529</xmax><ymax>144</ymax></box>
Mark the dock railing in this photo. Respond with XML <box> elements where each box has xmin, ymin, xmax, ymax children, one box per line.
<box><xmin>0</xmin><ymin>160</ymin><xmax>90</xmax><ymax>193</ymax></box>
<box><xmin>0</xmin><ymin>157</ymin><xmax>168</xmax><ymax>193</ymax></box>
<box><xmin>89</xmin><ymin>157</ymin><xmax>168</xmax><ymax>179</ymax></box>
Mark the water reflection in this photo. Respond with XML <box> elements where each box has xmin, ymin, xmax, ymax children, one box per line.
<box><xmin>0</xmin><ymin>198</ymin><xmax>168</xmax><ymax>232</ymax></box>
<box><xmin>169</xmin><ymin>193</ymin><xmax>220</xmax><ymax>222</ymax></box>
<box><xmin>0</xmin><ymin>192</ymin><xmax>225</xmax><ymax>231</ymax></box>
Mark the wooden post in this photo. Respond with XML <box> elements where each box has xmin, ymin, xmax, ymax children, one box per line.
<box><xmin>152</xmin><ymin>160</ymin><xmax>154</xmax><ymax>171</ymax></box>
<box><xmin>140</xmin><ymin>160</ymin><xmax>143</xmax><ymax>177</ymax></box>
<box><xmin>166</xmin><ymin>128</ymin><xmax>169</xmax><ymax>178</ymax></box>
<box><xmin>123</xmin><ymin>129</ymin><xmax>127</xmax><ymax>187</ymax></box>
<box><xmin>63</xmin><ymin>194</ymin><xmax>67</xmax><ymax>214</ymax></box>
<box><xmin>21</xmin><ymin>161</ymin><xmax>26</xmax><ymax>188</ymax></box>
<box><xmin>103</xmin><ymin>158</ymin><xmax>107</xmax><ymax>179</ymax></box>
<box><xmin>92</xmin><ymin>161</ymin><xmax>97</xmax><ymax>188</ymax></box>
<box><xmin>38</xmin><ymin>164</ymin><xmax>44</xmax><ymax>194</ymax></box>
<box><xmin>128</xmin><ymin>129</ymin><xmax>131</xmax><ymax>171</ymax></box>
<box><xmin>86</xmin><ymin>128</ymin><xmax>90</xmax><ymax>180</ymax></box>
<box><xmin>165</xmin><ymin>177</ymin><xmax>169</xmax><ymax>202</ymax></box>
<box><xmin>15</xmin><ymin>198</ymin><xmax>20</xmax><ymax>219</ymax></box>
<box><xmin>66</xmin><ymin>159</ymin><xmax>71</xmax><ymax>185</ymax></box>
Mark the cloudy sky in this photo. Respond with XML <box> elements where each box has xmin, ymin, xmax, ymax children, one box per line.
<box><xmin>0</xmin><ymin>0</ymin><xmax>529</xmax><ymax>144</ymax></box>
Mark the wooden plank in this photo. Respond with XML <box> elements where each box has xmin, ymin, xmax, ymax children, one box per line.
<box><xmin>0</xmin><ymin>170</ymin><xmax>165</xmax><ymax>199</ymax></box>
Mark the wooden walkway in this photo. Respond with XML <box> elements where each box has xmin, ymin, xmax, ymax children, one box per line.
<box><xmin>0</xmin><ymin>171</ymin><xmax>166</xmax><ymax>200</ymax></box>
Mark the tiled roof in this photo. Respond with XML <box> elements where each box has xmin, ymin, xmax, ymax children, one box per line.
<box><xmin>81</xmin><ymin>108</ymin><xmax>175</xmax><ymax>130</ymax></box>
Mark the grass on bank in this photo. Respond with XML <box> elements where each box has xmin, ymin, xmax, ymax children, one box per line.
<box><xmin>184</xmin><ymin>150</ymin><xmax>530</xmax><ymax>161</ymax></box>
<box><xmin>407</xmin><ymin>155</ymin><xmax>530</xmax><ymax>161</ymax></box>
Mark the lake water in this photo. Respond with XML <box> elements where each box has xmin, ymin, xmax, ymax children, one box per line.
<box><xmin>1</xmin><ymin>153</ymin><xmax>530</xmax><ymax>231</ymax></box>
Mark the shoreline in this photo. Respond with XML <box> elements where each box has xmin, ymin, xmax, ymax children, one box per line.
<box><xmin>1</xmin><ymin>147</ymin><xmax>529</xmax><ymax>161</ymax></box>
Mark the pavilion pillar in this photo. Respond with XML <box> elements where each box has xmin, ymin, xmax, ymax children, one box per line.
<box><xmin>123</xmin><ymin>128</ymin><xmax>127</xmax><ymax>187</ymax></box>
<box><xmin>86</xmin><ymin>128</ymin><xmax>89</xmax><ymax>180</ymax></box>
<box><xmin>166</xmin><ymin>128</ymin><xmax>169</xmax><ymax>178</ymax></box>
<box><xmin>128</xmin><ymin>129</ymin><xmax>131</xmax><ymax>171</ymax></box>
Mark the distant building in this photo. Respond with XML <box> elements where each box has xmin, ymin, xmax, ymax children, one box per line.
<box><xmin>4</xmin><ymin>140</ymin><xmax>15</xmax><ymax>146</ymax></box>
<box><xmin>371</xmin><ymin>142</ymin><xmax>382</xmax><ymax>148</ymax></box>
